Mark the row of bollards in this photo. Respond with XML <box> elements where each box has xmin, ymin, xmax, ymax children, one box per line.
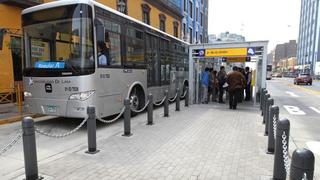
<box><xmin>21</xmin><ymin>88</ymin><xmax>189</xmax><ymax>180</ymax></box>
<box><xmin>260</xmin><ymin>88</ymin><xmax>315</xmax><ymax>180</ymax></box>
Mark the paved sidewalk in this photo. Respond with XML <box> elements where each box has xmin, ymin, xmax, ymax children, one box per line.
<box><xmin>2</xmin><ymin>102</ymin><xmax>276</xmax><ymax>180</ymax></box>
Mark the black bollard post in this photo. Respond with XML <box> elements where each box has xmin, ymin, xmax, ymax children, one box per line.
<box><xmin>22</xmin><ymin>117</ymin><xmax>39</xmax><ymax>180</ymax></box>
<box><xmin>263</xmin><ymin>93</ymin><xmax>270</xmax><ymax>124</ymax></box>
<box><xmin>164</xmin><ymin>90</ymin><xmax>169</xmax><ymax>117</ymax></box>
<box><xmin>290</xmin><ymin>148</ymin><xmax>315</xmax><ymax>180</ymax></box>
<box><xmin>273</xmin><ymin>118</ymin><xmax>290</xmax><ymax>180</ymax></box>
<box><xmin>261</xmin><ymin>89</ymin><xmax>267</xmax><ymax>115</ymax></box>
<box><xmin>176</xmin><ymin>88</ymin><xmax>180</xmax><ymax>111</ymax></box>
<box><xmin>185</xmin><ymin>87</ymin><xmax>189</xmax><ymax>107</ymax></box>
<box><xmin>86</xmin><ymin>106</ymin><xmax>99</xmax><ymax>154</ymax></box>
<box><xmin>264</xmin><ymin>98</ymin><xmax>274</xmax><ymax>136</ymax></box>
<box><xmin>260</xmin><ymin>88</ymin><xmax>266</xmax><ymax>110</ymax></box>
<box><xmin>123</xmin><ymin>98</ymin><xmax>132</xmax><ymax>136</ymax></box>
<box><xmin>261</xmin><ymin>90</ymin><xmax>268</xmax><ymax>116</ymax></box>
<box><xmin>147</xmin><ymin>94</ymin><xmax>153</xmax><ymax>125</ymax></box>
<box><xmin>267</xmin><ymin>105</ymin><xmax>279</xmax><ymax>154</ymax></box>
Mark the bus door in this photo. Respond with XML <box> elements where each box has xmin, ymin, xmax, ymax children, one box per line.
<box><xmin>145</xmin><ymin>33</ymin><xmax>160</xmax><ymax>87</ymax></box>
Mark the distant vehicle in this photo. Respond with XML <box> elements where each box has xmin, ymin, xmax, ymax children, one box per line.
<box><xmin>272</xmin><ymin>73</ymin><xmax>282</xmax><ymax>78</ymax></box>
<box><xmin>266</xmin><ymin>65</ymin><xmax>272</xmax><ymax>80</ymax></box>
<box><xmin>294</xmin><ymin>74</ymin><xmax>312</xmax><ymax>85</ymax></box>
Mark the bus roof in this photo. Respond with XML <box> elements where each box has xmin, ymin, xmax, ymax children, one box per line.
<box><xmin>22</xmin><ymin>0</ymin><xmax>189</xmax><ymax>45</ymax></box>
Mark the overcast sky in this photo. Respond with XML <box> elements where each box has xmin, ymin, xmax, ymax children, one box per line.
<box><xmin>208</xmin><ymin>0</ymin><xmax>301</xmax><ymax>52</ymax></box>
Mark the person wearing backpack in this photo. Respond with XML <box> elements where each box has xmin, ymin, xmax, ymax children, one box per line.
<box><xmin>217</xmin><ymin>66</ymin><xmax>227</xmax><ymax>103</ymax></box>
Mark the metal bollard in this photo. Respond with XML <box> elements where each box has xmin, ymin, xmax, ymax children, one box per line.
<box><xmin>176</xmin><ymin>88</ymin><xmax>180</xmax><ymax>111</ymax></box>
<box><xmin>185</xmin><ymin>87</ymin><xmax>189</xmax><ymax>107</ymax></box>
<box><xmin>164</xmin><ymin>90</ymin><xmax>169</xmax><ymax>117</ymax></box>
<box><xmin>147</xmin><ymin>94</ymin><xmax>153</xmax><ymax>125</ymax></box>
<box><xmin>267</xmin><ymin>105</ymin><xmax>279</xmax><ymax>154</ymax></box>
<box><xmin>261</xmin><ymin>90</ymin><xmax>267</xmax><ymax>116</ymax></box>
<box><xmin>22</xmin><ymin>117</ymin><xmax>39</xmax><ymax>180</ymax></box>
<box><xmin>290</xmin><ymin>148</ymin><xmax>315</xmax><ymax>180</ymax></box>
<box><xmin>264</xmin><ymin>98</ymin><xmax>274</xmax><ymax>136</ymax></box>
<box><xmin>86</xmin><ymin>106</ymin><xmax>99</xmax><ymax>154</ymax></box>
<box><xmin>263</xmin><ymin>93</ymin><xmax>270</xmax><ymax>124</ymax></box>
<box><xmin>260</xmin><ymin>88</ymin><xmax>266</xmax><ymax>110</ymax></box>
<box><xmin>123</xmin><ymin>98</ymin><xmax>132</xmax><ymax>136</ymax></box>
<box><xmin>273</xmin><ymin>118</ymin><xmax>290</xmax><ymax>180</ymax></box>
<box><xmin>261</xmin><ymin>89</ymin><xmax>267</xmax><ymax>114</ymax></box>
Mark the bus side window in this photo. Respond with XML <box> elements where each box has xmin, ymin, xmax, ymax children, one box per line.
<box><xmin>95</xmin><ymin>18</ymin><xmax>122</xmax><ymax>68</ymax></box>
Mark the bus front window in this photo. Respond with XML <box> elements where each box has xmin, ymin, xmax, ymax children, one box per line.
<box><xmin>23</xmin><ymin>4</ymin><xmax>94</xmax><ymax>76</ymax></box>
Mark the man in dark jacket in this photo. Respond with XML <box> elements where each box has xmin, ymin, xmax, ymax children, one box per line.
<box><xmin>227</xmin><ymin>66</ymin><xmax>246</xmax><ymax>109</ymax></box>
<box><xmin>244</xmin><ymin>67</ymin><xmax>252</xmax><ymax>101</ymax></box>
<box><xmin>217</xmin><ymin>66</ymin><xmax>227</xmax><ymax>103</ymax></box>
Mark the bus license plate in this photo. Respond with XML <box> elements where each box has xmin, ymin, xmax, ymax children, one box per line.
<box><xmin>47</xmin><ymin>105</ymin><xmax>57</xmax><ymax>113</ymax></box>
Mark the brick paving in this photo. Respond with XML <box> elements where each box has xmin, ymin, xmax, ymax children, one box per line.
<box><xmin>4</xmin><ymin>102</ymin><xmax>275</xmax><ymax>180</ymax></box>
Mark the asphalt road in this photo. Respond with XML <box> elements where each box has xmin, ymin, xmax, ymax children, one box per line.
<box><xmin>267</xmin><ymin>77</ymin><xmax>320</xmax><ymax>176</ymax></box>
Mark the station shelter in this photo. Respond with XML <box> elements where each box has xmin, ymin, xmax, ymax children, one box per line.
<box><xmin>188</xmin><ymin>41</ymin><xmax>268</xmax><ymax>105</ymax></box>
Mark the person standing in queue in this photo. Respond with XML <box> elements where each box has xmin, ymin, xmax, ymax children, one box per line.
<box><xmin>217</xmin><ymin>66</ymin><xmax>227</xmax><ymax>103</ymax></box>
<box><xmin>207</xmin><ymin>68</ymin><xmax>214</xmax><ymax>102</ymax></box>
<box><xmin>244</xmin><ymin>67</ymin><xmax>252</xmax><ymax>101</ymax></box>
<box><xmin>201</xmin><ymin>67</ymin><xmax>209</xmax><ymax>104</ymax></box>
<box><xmin>227</xmin><ymin>66</ymin><xmax>246</xmax><ymax>110</ymax></box>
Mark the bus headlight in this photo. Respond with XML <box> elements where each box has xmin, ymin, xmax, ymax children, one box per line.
<box><xmin>24</xmin><ymin>91</ymin><xmax>32</xmax><ymax>97</ymax></box>
<box><xmin>69</xmin><ymin>90</ymin><xmax>95</xmax><ymax>101</ymax></box>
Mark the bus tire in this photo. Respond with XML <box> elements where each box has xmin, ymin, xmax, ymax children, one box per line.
<box><xmin>129</xmin><ymin>85</ymin><xmax>145</xmax><ymax>115</ymax></box>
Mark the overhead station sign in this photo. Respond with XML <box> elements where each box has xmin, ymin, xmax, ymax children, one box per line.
<box><xmin>205</xmin><ymin>48</ymin><xmax>247</xmax><ymax>57</ymax></box>
<box><xmin>192</xmin><ymin>47</ymin><xmax>263</xmax><ymax>57</ymax></box>
<box><xmin>222</xmin><ymin>57</ymin><xmax>251</xmax><ymax>62</ymax></box>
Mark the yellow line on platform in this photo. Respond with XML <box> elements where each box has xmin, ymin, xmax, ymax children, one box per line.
<box><xmin>287</xmin><ymin>83</ymin><xmax>320</xmax><ymax>95</ymax></box>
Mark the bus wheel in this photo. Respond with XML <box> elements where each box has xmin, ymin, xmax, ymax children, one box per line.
<box><xmin>129</xmin><ymin>86</ymin><xmax>145</xmax><ymax>113</ymax></box>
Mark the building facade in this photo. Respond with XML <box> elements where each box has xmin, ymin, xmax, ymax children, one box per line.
<box><xmin>297</xmin><ymin>0</ymin><xmax>320</xmax><ymax>75</ymax></box>
<box><xmin>208</xmin><ymin>32</ymin><xmax>245</xmax><ymax>43</ymax></box>
<box><xmin>0</xmin><ymin>0</ymin><xmax>183</xmax><ymax>103</ymax></box>
<box><xmin>273</xmin><ymin>40</ymin><xmax>297</xmax><ymax>69</ymax></box>
<box><xmin>179</xmin><ymin>0</ymin><xmax>208</xmax><ymax>44</ymax></box>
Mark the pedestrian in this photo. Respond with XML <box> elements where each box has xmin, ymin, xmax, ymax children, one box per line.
<box><xmin>217</xmin><ymin>66</ymin><xmax>227</xmax><ymax>103</ymax></box>
<box><xmin>212</xmin><ymin>70</ymin><xmax>219</xmax><ymax>102</ymax></box>
<box><xmin>244</xmin><ymin>67</ymin><xmax>252</xmax><ymax>101</ymax></box>
<box><xmin>201</xmin><ymin>67</ymin><xmax>209</xmax><ymax>104</ymax></box>
<box><xmin>238</xmin><ymin>67</ymin><xmax>245</xmax><ymax>103</ymax></box>
<box><xmin>227</xmin><ymin>66</ymin><xmax>246</xmax><ymax>110</ymax></box>
<box><xmin>207</xmin><ymin>68</ymin><xmax>214</xmax><ymax>102</ymax></box>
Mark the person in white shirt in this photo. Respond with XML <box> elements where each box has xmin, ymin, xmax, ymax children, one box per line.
<box><xmin>97</xmin><ymin>41</ymin><xmax>109</xmax><ymax>66</ymax></box>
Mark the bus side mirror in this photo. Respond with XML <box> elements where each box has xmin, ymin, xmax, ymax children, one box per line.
<box><xmin>0</xmin><ymin>29</ymin><xmax>6</xmax><ymax>50</ymax></box>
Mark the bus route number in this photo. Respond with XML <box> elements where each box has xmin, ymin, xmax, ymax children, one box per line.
<box><xmin>65</xmin><ymin>87</ymin><xmax>79</xmax><ymax>92</ymax></box>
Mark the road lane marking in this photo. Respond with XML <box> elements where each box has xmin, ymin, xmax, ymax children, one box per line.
<box><xmin>283</xmin><ymin>105</ymin><xmax>306</xmax><ymax>115</ymax></box>
<box><xmin>285</xmin><ymin>91</ymin><xmax>299</xmax><ymax>97</ymax></box>
<box><xmin>309</xmin><ymin>107</ymin><xmax>320</xmax><ymax>114</ymax></box>
<box><xmin>306</xmin><ymin>141</ymin><xmax>320</xmax><ymax>155</ymax></box>
<box><xmin>287</xmin><ymin>83</ymin><xmax>320</xmax><ymax>95</ymax></box>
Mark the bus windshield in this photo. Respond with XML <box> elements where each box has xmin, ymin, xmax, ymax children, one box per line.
<box><xmin>22</xmin><ymin>4</ymin><xmax>94</xmax><ymax>77</ymax></box>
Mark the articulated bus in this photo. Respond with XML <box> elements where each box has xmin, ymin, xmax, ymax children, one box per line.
<box><xmin>22</xmin><ymin>0</ymin><xmax>189</xmax><ymax>118</ymax></box>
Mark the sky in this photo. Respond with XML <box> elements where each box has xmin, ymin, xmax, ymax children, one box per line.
<box><xmin>208</xmin><ymin>0</ymin><xmax>301</xmax><ymax>52</ymax></box>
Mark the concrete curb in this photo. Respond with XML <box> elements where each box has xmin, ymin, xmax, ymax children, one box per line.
<box><xmin>0</xmin><ymin>114</ymin><xmax>44</xmax><ymax>125</ymax></box>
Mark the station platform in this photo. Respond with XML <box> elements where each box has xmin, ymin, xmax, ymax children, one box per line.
<box><xmin>1</xmin><ymin>101</ymin><xmax>283</xmax><ymax>179</ymax></box>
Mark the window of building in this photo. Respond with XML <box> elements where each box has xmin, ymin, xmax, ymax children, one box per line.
<box><xmin>199</xmin><ymin>34</ymin><xmax>202</xmax><ymax>43</ymax></box>
<box><xmin>159</xmin><ymin>14</ymin><xmax>166</xmax><ymax>32</ymax></box>
<box><xmin>200</xmin><ymin>12</ymin><xmax>203</xmax><ymax>26</ymax></box>
<box><xmin>117</xmin><ymin>0</ymin><xmax>127</xmax><ymax>14</ymax></box>
<box><xmin>142</xmin><ymin>4</ymin><xmax>151</xmax><ymax>25</ymax></box>
<box><xmin>184</xmin><ymin>0</ymin><xmax>187</xmax><ymax>12</ymax></box>
<box><xmin>189</xmin><ymin>27</ymin><xmax>193</xmax><ymax>43</ymax></box>
<box><xmin>173</xmin><ymin>21</ymin><xmax>179</xmax><ymax>38</ymax></box>
<box><xmin>196</xmin><ymin>7</ymin><xmax>199</xmax><ymax>22</ymax></box>
<box><xmin>195</xmin><ymin>31</ymin><xmax>198</xmax><ymax>43</ymax></box>
<box><xmin>189</xmin><ymin>1</ymin><xmax>193</xmax><ymax>18</ymax></box>
<box><xmin>183</xmin><ymin>23</ymin><xmax>186</xmax><ymax>38</ymax></box>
